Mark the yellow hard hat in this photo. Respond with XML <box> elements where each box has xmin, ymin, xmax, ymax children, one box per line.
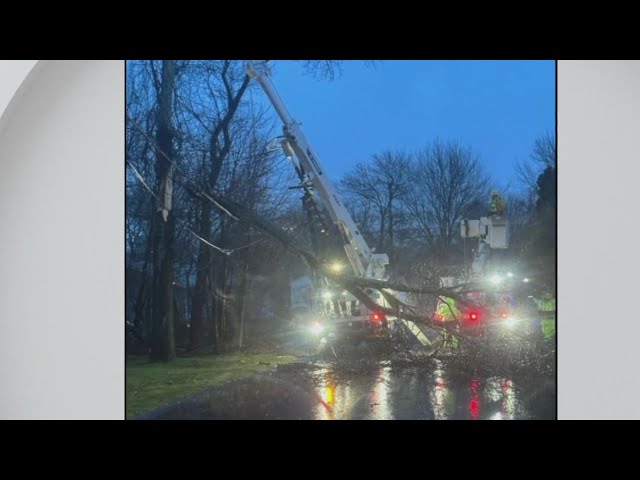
<box><xmin>491</xmin><ymin>189</ymin><xmax>499</xmax><ymax>196</ymax></box>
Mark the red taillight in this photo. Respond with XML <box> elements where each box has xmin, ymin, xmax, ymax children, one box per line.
<box><xmin>370</xmin><ymin>311</ymin><xmax>385</xmax><ymax>323</ymax></box>
<box><xmin>467</xmin><ymin>310</ymin><xmax>481</xmax><ymax>322</ymax></box>
<box><xmin>469</xmin><ymin>398</ymin><xmax>480</xmax><ymax>420</ymax></box>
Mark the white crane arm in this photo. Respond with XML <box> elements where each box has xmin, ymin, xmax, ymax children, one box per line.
<box><xmin>246</xmin><ymin>61</ymin><xmax>388</xmax><ymax>280</ymax></box>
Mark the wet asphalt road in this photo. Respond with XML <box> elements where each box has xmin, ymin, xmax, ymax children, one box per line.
<box><xmin>138</xmin><ymin>357</ymin><xmax>555</xmax><ymax>420</ymax></box>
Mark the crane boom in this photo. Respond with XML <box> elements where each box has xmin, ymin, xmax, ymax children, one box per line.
<box><xmin>245</xmin><ymin>60</ymin><xmax>388</xmax><ymax>281</ymax></box>
<box><xmin>245</xmin><ymin>60</ymin><xmax>434</xmax><ymax>348</ymax></box>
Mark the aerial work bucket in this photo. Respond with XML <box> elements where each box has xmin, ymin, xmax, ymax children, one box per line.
<box><xmin>487</xmin><ymin>216</ymin><xmax>508</xmax><ymax>249</ymax></box>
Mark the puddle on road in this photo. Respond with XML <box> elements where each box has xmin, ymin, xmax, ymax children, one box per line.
<box><xmin>313</xmin><ymin>364</ymin><xmax>394</xmax><ymax>420</ymax></box>
<box><xmin>430</xmin><ymin>368</ymin><xmax>521</xmax><ymax>420</ymax></box>
<box><xmin>306</xmin><ymin>360</ymin><xmax>552</xmax><ymax>420</ymax></box>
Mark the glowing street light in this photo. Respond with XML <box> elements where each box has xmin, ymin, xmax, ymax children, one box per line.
<box><xmin>523</xmin><ymin>277</ymin><xmax>530</xmax><ymax>283</ymax></box>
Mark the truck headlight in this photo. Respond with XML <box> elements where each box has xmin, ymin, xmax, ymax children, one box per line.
<box><xmin>504</xmin><ymin>317</ymin><xmax>518</xmax><ymax>328</ymax></box>
<box><xmin>311</xmin><ymin>321</ymin><xmax>324</xmax><ymax>335</ymax></box>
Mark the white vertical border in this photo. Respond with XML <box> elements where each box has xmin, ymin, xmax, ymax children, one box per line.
<box><xmin>558</xmin><ymin>60</ymin><xmax>640</xmax><ymax>419</ymax></box>
<box><xmin>0</xmin><ymin>60</ymin><xmax>124</xmax><ymax>419</ymax></box>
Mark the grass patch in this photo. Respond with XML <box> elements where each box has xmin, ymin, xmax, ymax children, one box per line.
<box><xmin>126</xmin><ymin>352</ymin><xmax>296</xmax><ymax>418</ymax></box>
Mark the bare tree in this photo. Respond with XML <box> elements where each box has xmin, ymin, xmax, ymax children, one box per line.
<box><xmin>531</xmin><ymin>131</ymin><xmax>556</xmax><ymax>169</ymax></box>
<box><xmin>404</xmin><ymin>139</ymin><xmax>490</xmax><ymax>251</ymax></box>
<box><xmin>341</xmin><ymin>150</ymin><xmax>412</xmax><ymax>253</ymax></box>
<box><xmin>171</xmin><ymin>60</ymin><xmax>253</xmax><ymax>352</ymax></box>
<box><xmin>516</xmin><ymin>130</ymin><xmax>556</xmax><ymax>193</ymax></box>
<box><xmin>344</xmin><ymin>196</ymin><xmax>376</xmax><ymax>246</ymax></box>
<box><xmin>297</xmin><ymin>60</ymin><xmax>379</xmax><ymax>80</ymax></box>
<box><xmin>298</xmin><ymin>60</ymin><xmax>345</xmax><ymax>80</ymax></box>
<box><xmin>150</xmin><ymin>60</ymin><xmax>177</xmax><ymax>362</ymax></box>
<box><xmin>503</xmin><ymin>193</ymin><xmax>535</xmax><ymax>251</ymax></box>
<box><xmin>131</xmin><ymin>60</ymin><xmax>508</xmax><ymax>360</ymax></box>
<box><xmin>127</xmin><ymin>59</ymin><xmax>361</xmax><ymax>357</ymax></box>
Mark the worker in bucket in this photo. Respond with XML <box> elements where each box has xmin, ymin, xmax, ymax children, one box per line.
<box><xmin>489</xmin><ymin>190</ymin><xmax>505</xmax><ymax>216</ymax></box>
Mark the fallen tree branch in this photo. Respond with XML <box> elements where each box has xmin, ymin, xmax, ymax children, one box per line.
<box><xmin>203</xmin><ymin>194</ymin><xmax>473</xmax><ymax>341</ymax></box>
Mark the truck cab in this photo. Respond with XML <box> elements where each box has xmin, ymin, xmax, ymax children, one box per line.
<box><xmin>433</xmin><ymin>286</ymin><xmax>541</xmax><ymax>338</ymax></box>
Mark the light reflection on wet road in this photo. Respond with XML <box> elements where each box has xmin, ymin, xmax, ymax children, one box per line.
<box><xmin>307</xmin><ymin>363</ymin><xmax>539</xmax><ymax>420</ymax></box>
<box><xmin>140</xmin><ymin>360</ymin><xmax>555</xmax><ymax>420</ymax></box>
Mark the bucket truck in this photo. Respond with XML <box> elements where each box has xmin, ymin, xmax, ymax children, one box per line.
<box><xmin>245</xmin><ymin>61</ymin><xmax>430</xmax><ymax>346</ymax></box>
<box><xmin>434</xmin><ymin>208</ymin><xmax>511</xmax><ymax>331</ymax></box>
<box><xmin>435</xmin><ymin>206</ymin><xmax>539</xmax><ymax>337</ymax></box>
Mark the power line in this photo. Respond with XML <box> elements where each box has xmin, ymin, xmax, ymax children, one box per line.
<box><xmin>127</xmin><ymin>160</ymin><xmax>263</xmax><ymax>257</ymax></box>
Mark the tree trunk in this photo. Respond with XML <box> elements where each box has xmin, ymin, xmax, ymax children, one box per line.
<box><xmin>189</xmin><ymin>202</ymin><xmax>212</xmax><ymax>350</ymax></box>
<box><xmin>209</xmin><ymin>216</ymin><xmax>226</xmax><ymax>352</ymax></box>
<box><xmin>133</xmin><ymin>223</ymin><xmax>153</xmax><ymax>341</ymax></box>
<box><xmin>237</xmin><ymin>262</ymin><xmax>250</xmax><ymax>349</ymax></box>
<box><xmin>150</xmin><ymin>60</ymin><xmax>176</xmax><ymax>362</ymax></box>
<box><xmin>208</xmin><ymin>274</ymin><xmax>219</xmax><ymax>352</ymax></box>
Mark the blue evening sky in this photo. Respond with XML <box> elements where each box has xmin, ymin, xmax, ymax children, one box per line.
<box><xmin>257</xmin><ymin>60</ymin><xmax>555</xmax><ymax>193</ymax></box>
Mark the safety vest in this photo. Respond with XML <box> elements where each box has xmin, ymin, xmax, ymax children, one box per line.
<box><xmin>438</xmin><ymin>297</ymin><xmax>461</xmax><ymax>349</ymax></box>
<box><xmin>490</xmin><ymin>196</ymin><xmax>505</xmax><ymax>213</ymax></box>
<box><xmin>437</xmin><ymin>297</ymin><xmax>461</xmax><ymax>321</ymax></box>
<box><xmin>535</xmin><ymin>296</ymin><xmax>556</xmax><ymax>312</ymax></box>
